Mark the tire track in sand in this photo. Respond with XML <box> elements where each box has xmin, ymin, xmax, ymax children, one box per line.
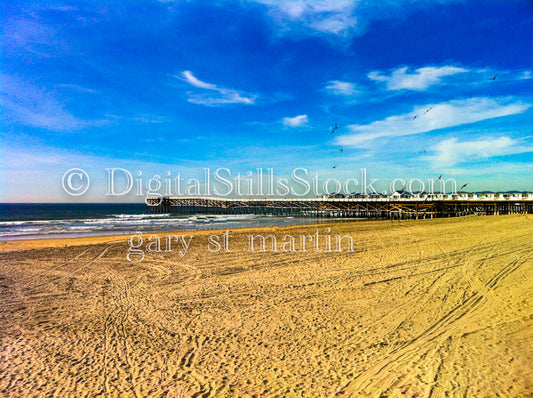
<box><xmin>337</xmin><ymin>254</ymin><xmax>526</xmax><ymax>397</ymax></box>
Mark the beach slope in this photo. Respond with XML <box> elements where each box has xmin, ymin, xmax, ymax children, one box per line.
<box><xmin>1</xmin><ymin>215</ymin><xmax>532</xmax><ymax>397</ymax></box>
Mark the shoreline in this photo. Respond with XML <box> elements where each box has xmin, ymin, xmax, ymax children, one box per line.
<box><xmin>0</xmin><ymin>213</ymin><xmax>515</xmax><ymax>253</ymax></box>
<box><xmin>0</xmin><ymin>214</ymin><xmax>457</xmax><ymax>253</ymax></box>
<box><xmin>0</xmin><ymin>217</ymin><xmax>361</xmax><ymax>252</ymax></box>
<box><xmin>0</xmin><ymin>212</ymin><xmax>365</xmax><ymax>243</ymax></box>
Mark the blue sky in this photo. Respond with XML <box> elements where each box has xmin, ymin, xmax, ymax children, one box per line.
<box><xmin>1</xmin><ymin>0</ymin><xmax>533</xmax><ymax>202</ymax></box>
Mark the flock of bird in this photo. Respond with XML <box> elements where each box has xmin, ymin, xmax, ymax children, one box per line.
<box><xmin>328</xmin><ymin>121</ymin><xmax>470</xmax><ymax>192</ymax></box>
<box><xmin>330</xmin><ymin>123</ymin><xmax>339</xmax><ymax>169</ymax></box>
<box><xmin>413</xmin><ymin>106</ymin><xmax>432</xmax><ymax>120</ymax></box>
<box><xmin>326</xmin><ymin>72</ymin><xmax>501</xmax><ymax>190</ymax></box>
<box><xmin>324</xmin><ymin>72</ymin><xmax>502</xmax><ymax>191</ymax></box>
<box><xmin>327</xmin><ymin>72</ymin><xmax>503</xmax><ymax>185</ymax></box>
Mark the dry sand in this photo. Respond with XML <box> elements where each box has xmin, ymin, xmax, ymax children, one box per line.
<box><xmin>1</xmin><ymin>215</ymin><xmax>532</xmax><ymax>397</ymax></box>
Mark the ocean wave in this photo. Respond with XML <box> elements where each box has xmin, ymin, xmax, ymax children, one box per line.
<box><xmin>0</xmin><ymin>212</ymin><xmax>320</xmax><ymax>240</ymax></box>
<box><xmin>109</xmin><ymin>213</ymin><xmax>171</xmax><ymax>219</ymax></box>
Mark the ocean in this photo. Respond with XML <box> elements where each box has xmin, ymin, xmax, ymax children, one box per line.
<box><xmin>0</xmin><ymin>203</ymin><xmax>333</xmax><ymax>240</ymax></box>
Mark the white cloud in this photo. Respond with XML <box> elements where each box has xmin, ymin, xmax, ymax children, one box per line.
<box><xmin>1</xmin><ymin>98</ymin><xmax>103</xmax><ymax>131</ymax></box>
<box><xmin>283</xmin><ymin>114</ymin><xmax>308</xmax><ymax>127</ymax></box>
<box><xmin>248</xmin><ymin>1</ymin><xmax>465</xmax><ymax>39</ymax></box>
<box><xmin>54</xmin><ymin>84</ymin><xmax>95</xmax><ymax>93</ymax></box>
<box><xmin>181</xmin><ymin>70</ymin><xmax>218</xmax><ymax>90</ymax></box>
<box><xmin>325</xmin><ymin>80</ymin><xmax>358</xmax><ymax>95</ymax></box>
<box><xmin>368</xmin><ymin>66</ymin><xmax>468</xmax><ymax>91</ymax></box>
<box><xmin>430</xmin><ymin>136</ymin><xmax>533</xmax><ymax>167</ymax></box>
<box><xmin>0</xmin><ymin>74</ymin><xmax>108</xmax><ymax>131</ymax></box>
<box><xmin>519</xmin><ymin>70</ymin><xmax>532</xmax><ymax>80</ymax></box>
<box><xmin>251</xmin><ymin>0</ymin><xmax>358</xmax><ymax>37</ymax></box>
<box><xmin>178</xmin><ymin>71</ymin><xmax>256</xmax><ymax>106</ymax></box>
<box><xmin>337</xmin><ymin>97</ymin><xmax>531</xmax><ymax>147</ymax></box>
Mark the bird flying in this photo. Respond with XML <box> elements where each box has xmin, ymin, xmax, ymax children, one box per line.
<box><xmin>460</xmin><ymin>183</ymin><xmax>468</xmax><ymax>190</ymax></box>
<box><xmin>490</xmin><ymin>73</ymin><xmax>500</xmax><ymax>80</ymax></box>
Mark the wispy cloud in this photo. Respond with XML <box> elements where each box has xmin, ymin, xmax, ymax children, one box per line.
<box><xmin>178</xmin><ymin>71</ymin><xmax>256</xmax><ymax>106</ymax></box>
<box><xmin>248</xmin><ymin>1</ymin><xmax>465</xmax><ymax>40</ymax></box>
<box><xmin>0</xmin><ymin>75</ymin><xmax>108</xmax><ymax>131</ymax></box>
<box><xmin>368</xmin><ymin>66</ymin><xmax>468</xmax><ymax>91</ymax></box>
<box><xmin>337</xmin><ymin>97</ymin><xmax>531</xmax><ymax>147</ymax></box>
<box><xmin>283</xmin><ymin>114</ymin><xmax>308</xmax><ymax>127</ymax></box>
<box><xmin>430</xmin><ymin>136</ymin><xmax>533</xmax><ymax>167</ymax></box>
<box><xmin>181</xmin><ymin>71</ymin><xmax>217</xmax><ymax>90</ymax></box>
<box><xmin>130</xmin><ymin>114</ymin><xmax>169</xmax><ymax>124</ymax></box>
<box><xmin>519</xmin><ymin>70</ymin><xmax>532</xmax><ymax>80</ymax></box>
<box><xmin>325</xmin><ymin>80</ymin><xmax>358</xmax><ymax>96</ymax></box>
<box><xmin>54</xmin><ymin>84</ymin><xmax>96</xmax><ymax>93</ymax></box>
<box><xmin>250</xmin><ymin>0</ymin><xmax>358</xmax><ymax>37</ymax></box>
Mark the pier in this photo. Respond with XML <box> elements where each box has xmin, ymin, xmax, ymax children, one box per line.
<box><xmin>147</xmin><ymin>193</ymin><xmax>533</xmax><ymax>219</ymax></box>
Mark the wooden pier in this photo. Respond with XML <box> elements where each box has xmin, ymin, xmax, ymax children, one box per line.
<box><xmin>147</xmin><ymin>193</ymin><xmax>533</xmax><ymax>219</ymax></box>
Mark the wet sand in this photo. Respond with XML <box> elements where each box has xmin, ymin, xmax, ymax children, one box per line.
<box><xmin>1</xmin><ymin>215</ymin><xmax>532</xmax><ymax>397</ymax></box>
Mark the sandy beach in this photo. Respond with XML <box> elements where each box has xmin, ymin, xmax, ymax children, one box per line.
<box><xmin>1</xmin><ymin>214</ymin><xmax>532</xmax><ymax>397</ymax></box>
